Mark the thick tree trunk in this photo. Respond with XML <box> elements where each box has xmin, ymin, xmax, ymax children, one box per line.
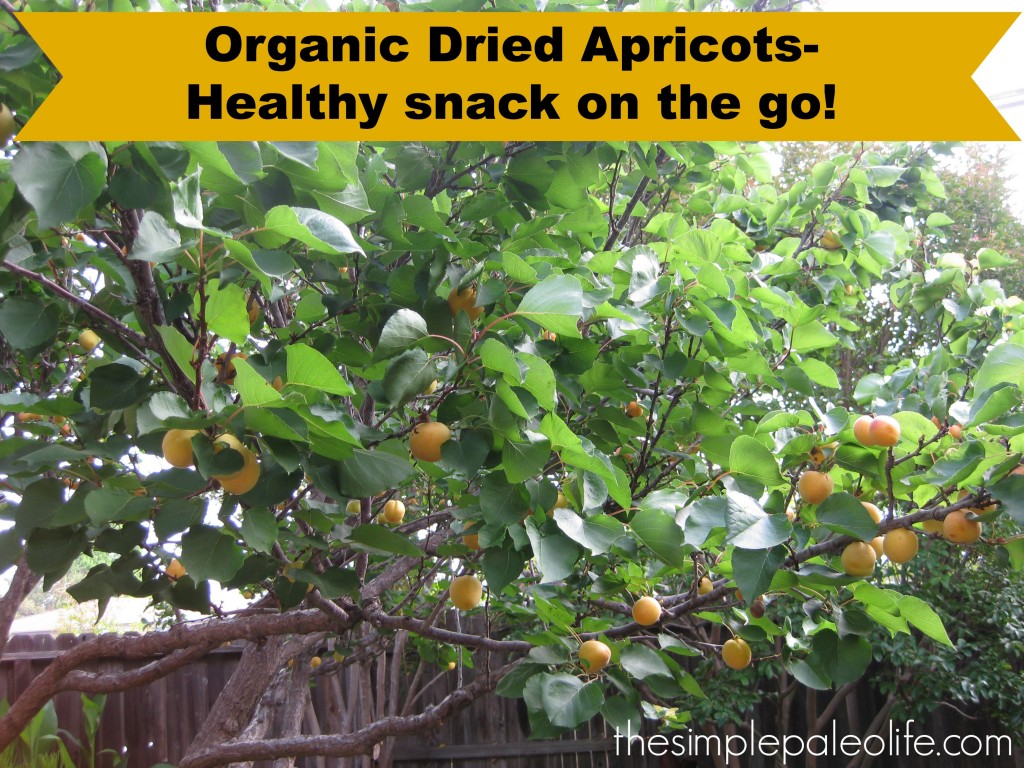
<box><xmin>0</xmin><ymin>556</ymin><xmax>40</xmax><ymax>661</ymax></box>
<box><xmin>181</xmin><ymin>637</ymin><xmax>293</xmax><ymax>766</ymax></box>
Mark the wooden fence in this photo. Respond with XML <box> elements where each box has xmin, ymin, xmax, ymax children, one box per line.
<box><xmin>2</xmin><ymin>632</ymin><xmax>1022</xmax><ymax>768</ymax></box>
<box><xmin>0</xmin><ymin>632</ymin><xmax>660</xmax><ymax>768</ymax></box>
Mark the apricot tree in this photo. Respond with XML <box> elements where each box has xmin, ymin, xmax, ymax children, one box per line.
<box><xmin>2</xmin><ymin>3</ymin><xmax>1024</xmax><ymax>767</ymax></box>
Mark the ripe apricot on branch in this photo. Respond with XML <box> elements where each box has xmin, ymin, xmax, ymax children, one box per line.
<box><xmin>211</xmin><ymin>433</ymin><xmax>261</xmax><ymax>495</ymax></box>
<box><xmin>383</xmin><ymin>499</ymin><xmax>406</xmax><ymax>524</ymax></box>
<box><xmin>797</xmin><ymin>470</ymin><xmax>833</xmax><ymax>505</ymax></box>
<box><xmin>948</xmin><ymin>424</ymin><xmax>963</xmax><ymax>440</ymax></box>
<box><xmin>868</xmin><ymin>415</ymin><xmax>901</xmax><ymax>447</ymax></box>
<box><xmin>698</xmin><ymin>577</ymin><xmax>714</xmax><ymax>596</ymax></box>
<box><xmin>215</xmin><ymin>352</ymin><xmax>248</xmax><ymax>386</ymax></box>
<box><xmin>853</xmin><ymin>415</ymin><xmax>875</xmax><ymax>446</ymax></box>
<box><xmin>447</xmin><ymin>285</ymin><xmax>483</xmax><ymax>320</ymax></box>
<box><xmin>548</xmin><ymin>491</ymin><xmax>569</xmax><ymax>515</ymax></box>
<box><xmin>162</xmin><ymin>429</ymin><xmax>199</xmax><ymax>468</ymax></box>
<box><xmin>632</xmin><ymin>596</ymin><xmax>662</xmax><ymax>626</ymax></box>
<box><xmin>166</xmin><ymin>558</ymin><xmax>187</xmax><ymax>580</ymax></box>
<box><xmin>0</xmin><ymin>103</ymin><xmax>15</xmax><ymax>145</ymax></box>
<box><xmin>943</xmin><ymin>510</ymin><xmax>982</xmax><ymax>544</ymax></box>
<box><xmin>409</xmin><ymin>420</ymin><xmax>451</xmax><ymax>462</ymax></box>
<box><xmin>820</xmin><ymin>230</ymin><xmax>843</xmax><ymax>250</ymax></box>
<box><xmin>869</xmin><ymin>536</ymin><xmax>884</xmax><ymax>558</ymax></box>
<box><xmin>79</xmin><ymin>329</ymin><xmax>101</xmax><ymax>353</ymax></box>
<box><xmin>862</xmin><ymin>502</ymin><xmax>882</xmax><ymax>524</ymax></box>
<box><xmin>578</xmin><ymin>639</ymin><xmax>611</xmax><ymax>673</ymax></box>
<box><xmin>722</xmin><ymin>637</ymin><xmax>752</xmax><ymax>670</ymax></box>
<box><xmin>450</xmin><ymin>574</ymin><xmax>483</xmax><ymax>610</ymax></box>
<box><xmin>625</xmin><ymin>401</ymin><xmax>644</xmax><ymax>418</ymax></box>
<box><xmin>841</xmin><ymin>541</ymin><xmax>877</xmax><ymax>577</ymax></box>
<box><xmin>883</xmin><ymin>528</ymin><xmax>919</xmax><ymax>563</ymax></box>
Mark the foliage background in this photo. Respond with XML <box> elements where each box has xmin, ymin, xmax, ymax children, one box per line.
<box><xmin>2</xmin><ymin>1</ymin><xmax>1024</xmax><ymax>767</ymax></box>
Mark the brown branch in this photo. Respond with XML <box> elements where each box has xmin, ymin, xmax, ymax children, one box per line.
<box><xmin>179</xmin><ymin>661</ymin><xmax>520</xmax><ymax>768</ymax></box>
<box><xmin>363</xmin><ymin>605</ymin><xmax>531</xmax><ymax>655</ymax></box>
<box><xmin>0</xmin><ymin>610</ymin><xmax>338</xmax><ymax>751</ymax></box>
<box><xmin>1</xmin><ymin>261</ymin><xmax>150</xmax><ymax>351</ymax></box>
<box><xmin>0</xmin><ymin>555</ymin><xmax>40</xmax><ymax>661</ymax></box>
<box><xmin>58</xmin><ymin>644</ymin><xmax>217</xmax><ymax>693</ymax></box>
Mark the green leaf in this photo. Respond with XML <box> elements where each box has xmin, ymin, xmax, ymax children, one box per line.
<box><xmin>978</xmin><ymin>247</ymin><xmax>1013</xmax><ymax>268</ymax></box>
<box><xmin>479</xmin><ymin>338</ymin><xmax>522</xmax><ymax>381</ymax></box>
<box><xmin>156</xmin><ymin>326</ymin><xmax>198</xmax><ymax>382</ymax></box>
<box><xmin>630</xmin><ymin>508</ymin><xmax>689</xmax><ymax>568</ymax></box>
<box><xmin>348</xmin><ymin>524</ymin><xmax>423</xmax><ymax>558</ymax></box>
<box><xmin>731</xmin><ymin>546</ymin><xmax>786</xmax><ymax>604</ymax></box>
<box><xmin>0</xmin><ymin>297</ymin><xmax>59</xmax><ymax>350</ymax></box>
<box><xmin>514</xmin><ymin>276</ymin><xmax>583</xmax><ymax>338</ymax></box>
<box><xmin>239</xmin><ymin>508</ymin><xmax>279</xmax><ymax>554</ymax></box>
<box><xmin>525</xmin><ymin>518</ymin><xmax>581</xmax><ymax>583</ymax></box>
<box><xmin>130</xmin><ymin>212</ymin><xmax>187</xmax><ymax>264</ymax></box>
<box><xmin>729</xmin><ymin>436</ymin><xmax>782</xmax><ymax>487</ymax></box>
<box><xmin>968</xmin><ymin>384</ymin><xmax>1021</xmax><ymax>427</ymax></box>
<box><xmin>381</xmin><ymin>349</ymin><xmax>436</xmax><ymax>406</ymax></box>
<box><xmin>180</xmin><ymin>525</ymin><xmax>244</xmax><ymax>583</ymax></box>
<box><xmin>540</xmin><ymin>674</ymin><xmax>603</xmax><ymax>729</ymax></box>
<box><xmin>90</xmin><ymin>364</ymin><xmax>149</xmax><ymax>410</ymax></box>
<box><xmin>797</xmin><ymin>358</ymin><xmax>839</xmax><ymax>389</ymax></box>
<box><xmin>232</xmin><ymin>359</ymin><xmax>283</xmax><ymax>408</ymax></box>
<box><xmin>14</xmin><ymin>479</ymin><xmax>64</xmax><ymax>533</ymax></box>
<box><xmin>788</xmin><ymin>658</ymin><xmax>831</xmax><ymax>690</ymax></box>
<box><xmin>481</xmin><ymin>544</ymin><xmax>527</xmax><ymax>593</ymax></box>
<box><xmin>496</xmin><ymin>665</ymin><xmax>543</xmax><ymax>698</ymax></box>
<box><xmin>812</xmin><ymin>630</ymin><xmax>872</xmax><ymax>686</ymax></box>
<box><xmin>816</xmin><ymin>493</ymin><xmax>879</xmax><ymax>542</ymax></box>
<box><xmin>375</xmin><ymin>309</ymin><xmax>429</xmax><ymax>361</ymax></box>
<box><xmin>153</xmin><ymin>498</ymin><xmax>203</xmax><ymax>540</ymax></box>
<box><xmin>502</xmin><ymin>432</ymin><xmax>551</xmax><ymax>484</ymax></box>
<box><xmin>898</xmin><ymin>595</ymin><xmax>952</xmax><ymax>646</ymax></box>
<box><xmin>440</xmin><ymin>429</ymin><xmax>490</xmax><ymax>477</ymax></box>
<box><xmin>11</xmin><ymin>142</ymin><xmax>107</xmax><ymax>228</ymax></box>
<box><xmin>337</xmin><ymin>449</ymin><xmax>415</xmax><ymax>499</ymax></box>
<box><xmin>264</xmin><ymin>205</ymin><xmax>364</xmax><ymax>255</ymax></box>
<box><xmin>286</xmin><ymin>345</ymin><xmax>354</xmax><ymax>396</ymax></box>
<box><xmin>922</xmin><ymin>442</ymin><xmax>986</xmax><ymax>487</ymax></box>
<box><xmin>619</xmin><ymin>644</ymin><xmax>671</xmax><ymax>680</ymax></box>
<box><xmin>975</xmin><ymin>343</ymin><xmax>1024</xmax><ymax>395</ymax></box>
<box><xmin>84</xmin><ymin>487</ymin><xmax>142</xmax><ymax>526</ymax></box>
<box><xmin>756</xmin><ymin>411</ymin><xmax>812</xmax><ymax>434</ymax></box>
<box><xmin>0</xmin><ymin>530</ymin><xmax>24</xmax><ymax>572</ymax></box>
<box><xmin>26</xmin><ymin>527</ymin><xmax>87</xmax><ymax>577</ymax></box>
<box><xmin>304</xmin><ymin>568</ymin><xmax>359</xmax><ymax>600</ymax></box>
<box><xmin>205</xmin><ymin>280</ymin><xmax>249</xmax><ymax>346</ymax></box>
<box><xmin>552</xmin><ymin>509</ymin><xmax>628</xmax><ymax>555</ymax></box>
<box><xmin>925</xmin><ymin>212</ymin><xmax>954</xmax><ymax>227</ymax></box>
<box><xmin>171</xmin><ymin>168</ymin><xmax>204</xmax><ymax>228</ymax></box>
<box><xmin>725</xmin><ymin>493</ymin><xmax>792</xmax><ymax>549</ymax></box>
<box><xmin>791</xmin><ymin>321</ymin><xmax>838</xmax><ymax>353</ymax></box>
<box><xmin>990</xmin><ymin>475</ymin><xmax>1024</xmax><ymax>525</ymax></box>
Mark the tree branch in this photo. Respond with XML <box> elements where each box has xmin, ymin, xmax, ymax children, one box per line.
<box><xmin>179</xmin><ymin>661</ymin><xmax>520</xmax><ymax>768</ymax></box>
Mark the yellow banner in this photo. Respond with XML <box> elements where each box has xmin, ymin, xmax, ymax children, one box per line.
<box><xmin>15</xmin><ymin>12</ymin><xmax>1019</xmax><ymax>141</ymax></box>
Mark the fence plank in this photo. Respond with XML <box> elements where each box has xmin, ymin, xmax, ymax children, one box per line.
<box><xmin>2</xmin><ymin>631</ymin><xmax>1020</xmax><ymax>768</ymax></box>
